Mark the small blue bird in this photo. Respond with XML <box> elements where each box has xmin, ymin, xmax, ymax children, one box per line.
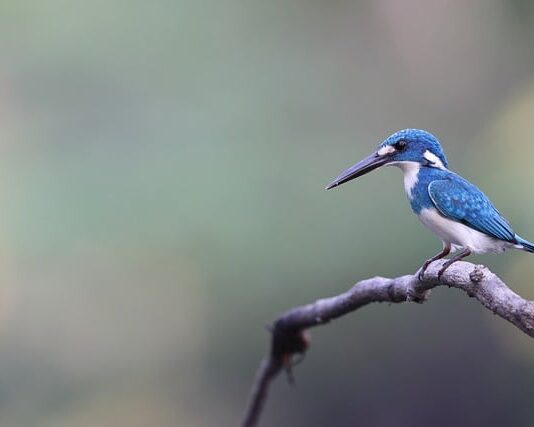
<box><xmin>326</xmin><ymin>129</ymin><xmax>534</xmax><ymax>279</ymax></box>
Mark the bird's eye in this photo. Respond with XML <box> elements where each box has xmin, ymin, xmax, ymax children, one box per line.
<box><xmin>395</xmin><ymin>140</ymin><xmax>407</xmax><ymax>151</ymax></box>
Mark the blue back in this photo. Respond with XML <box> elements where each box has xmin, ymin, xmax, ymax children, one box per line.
<box><xmin>411</xmin><ymin>167</ymin><xmax>516</xmax><ymax>243</ymax></box>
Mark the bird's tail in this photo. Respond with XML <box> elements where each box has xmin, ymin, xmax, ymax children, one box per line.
<box><xmin>516</xmin><ymin>235</ymin><xmax>534</xmax><ymax>253</ymax></box>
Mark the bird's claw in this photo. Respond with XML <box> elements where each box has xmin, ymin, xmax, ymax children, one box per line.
<box><xmin>417</xmin><ymin>262</ymin><xmax>431</xmax><ymax>281</ymax></box>
<box><xmin>417</xmin><ymin>270</ymin><xmax>426</xmax><ymax>281</ymax></box>
<box><xmin>437</xmin><ymin>265</ymin><xmax>448</xmax><ymax>280</ymax></box>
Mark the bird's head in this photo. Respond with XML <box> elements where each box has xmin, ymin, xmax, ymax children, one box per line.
<box><xmin>326</xmin><ymin>129</ymin><xmax>448</xmax><ymax>190</ymax></box>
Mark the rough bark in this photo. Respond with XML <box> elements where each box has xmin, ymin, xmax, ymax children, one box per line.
<box><xmin>241</xmin><ymin>260</ymin><xmax>534</xmax><ymax>427</ymax></box>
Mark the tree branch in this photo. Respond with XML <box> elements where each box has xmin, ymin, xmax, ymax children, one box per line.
<box><xmin>240</xmin><ymin>260</ymin><xmax>534</xmax><ymax>427</ymax></box>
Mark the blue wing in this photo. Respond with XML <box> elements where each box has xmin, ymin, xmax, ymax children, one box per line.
<box><xmin>428</xmin><ymin>178</ymin><xmax>516</xmax><ymax>242</ymax></box>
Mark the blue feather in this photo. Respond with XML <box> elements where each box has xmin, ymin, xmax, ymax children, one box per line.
<box><xmin>327</xmin><ymin>128</ymin><xmax>534</xmax><ymax>261</ymax></box>
<box><xmin>326</xmin><ymin>128</ymin><xmax>534</xmax><ymax>276</ymax></box>
<box><xmin>407</xmin><ymin>166</ymin><xmax>448</xmax><ymax>214</ymax></box>
<box><xmin>427</xmin><ymin>175</ymin><xmax>516</xmax><ymax>243</ymax></box>
<box><xmin>516</xmin><ymin>236</ymin><xmax>534</xmax><ymax>253</ymax></box>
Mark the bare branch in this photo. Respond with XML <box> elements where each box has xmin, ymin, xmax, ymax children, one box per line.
<box><xmin>240</xmin><ymin>260</ymin><xmax>534</xmax><ymax>427</ymax></box>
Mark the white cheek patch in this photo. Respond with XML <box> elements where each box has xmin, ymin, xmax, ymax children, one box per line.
<box><xmin>423</xmin><ymin>150</ymin><xmax>446</xmax><ymax>169</ymax></box>
<box><xmin>377</xmin><ymin>145</ymin><xmax>396</xmax><ymax>157</ymax></box>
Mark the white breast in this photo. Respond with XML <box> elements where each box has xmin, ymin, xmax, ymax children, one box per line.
<box><xmin>418</xmin><ymin>208</ymin><xmax>513</xmax><ymax>253</ymax></box>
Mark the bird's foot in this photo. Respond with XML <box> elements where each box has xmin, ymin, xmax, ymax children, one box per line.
<box><xmin>419</xmin><ymin>262</ymin><xmax>450</xmax><ymax>281</ymax></box>
<box><xmin>417</xmin><ymin>268</ymin><xmax>427</xmax><ymax>281</ymax></box>
<box><xmin>417</xmin><ymin>261</ymin><xmax>432</xmax><ymax>281</ymax></box>
<box><xmin>437</xmin><ymin>248</ymin><xmax>472</xmax><ymax>281</ymax></box>
<box><xmin>438</xmin><ymin>260</ymin><xmax>457</xmax><ymax>279</ymax></box>
<box><xmin>437</xmin><ymin>264</ymin><xmax>449</xmax><ymax>280</ymax></box>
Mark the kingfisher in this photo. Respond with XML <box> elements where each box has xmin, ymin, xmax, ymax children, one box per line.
<box><xmin>326</xmin><ymin>129</ymin><xmax>534</xmax><ymax>279</ymax></box>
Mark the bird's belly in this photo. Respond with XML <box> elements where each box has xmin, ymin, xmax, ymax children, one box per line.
<box><xmin>417</xmin><ymin>208</ymin><xmax>512</xmax><ymax>254</ymax></box>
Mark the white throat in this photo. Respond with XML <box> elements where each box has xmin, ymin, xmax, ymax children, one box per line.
<box><xmin>389</xmin><ymin>161</ymin><xmax>420</xmax><ymax>199</ymax></box>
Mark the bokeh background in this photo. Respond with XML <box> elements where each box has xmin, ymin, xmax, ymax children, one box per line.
<box><xmin>1</xmin><ymin>1</ymin><xmax>534</xmax><ymax>426</ymax></box>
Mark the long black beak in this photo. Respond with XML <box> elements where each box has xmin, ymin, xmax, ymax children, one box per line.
<box><xmin>325</xmin><ymin>151</ymin><xmax>389</xmax><ymax>190</ymax></box>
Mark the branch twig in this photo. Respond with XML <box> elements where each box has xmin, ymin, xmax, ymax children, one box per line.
<box><xmin>241</xmin><ymin>260</ymin><xmax>534</xmax><ymax>427</ymax></box>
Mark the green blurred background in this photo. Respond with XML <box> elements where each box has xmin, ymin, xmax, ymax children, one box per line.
<box><xmin>1</xmin><ymin>1</ymin><xmax>534</xmax><ymax>426</ymax></box>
